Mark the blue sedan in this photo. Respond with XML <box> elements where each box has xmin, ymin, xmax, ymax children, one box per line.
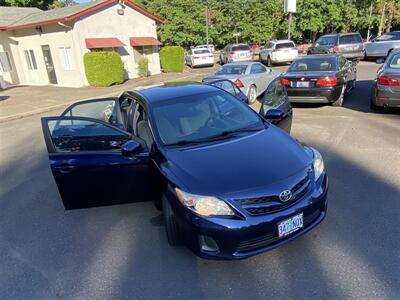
<box><xmin>41</xmin><ymin>83</ymin><xmax>328</xmax><ymax>260</ymax></box>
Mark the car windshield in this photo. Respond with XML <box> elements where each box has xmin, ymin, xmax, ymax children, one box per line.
<box><xmin>232</xmin><ymin>45</ymin><xmax>250</xmax><ymax>51</ymax></box>
<box><xmin>151</xmin><ymin>91</ymin><xmax>263</xmax><ymax>146</ymax></box>
<box><xmin>193</xmin><ymin>49</ymin><xmax>210</xmax><ymax>54</ymax></box>
<box><xmin>276</xmin><ymin>42</ymin><xmax>295</xmax><ymax>49</ymax></box>
<box><xmin>316</xmin><ymin>36</ymin><xmax>337</xmax><ymax>46</ymax></box>
<box><xmin>389</xmin><ymin>53</ymin><xmax>400</xmax><ymax>68</ymax></box>
<box><xmin>288</xmin><ymin>58</ymin><xmax>337</xmax><ymax>72</ymax></box>
<box><xmin>215</xmin><ymin>65</ymin><xmax>247</xmax><ymax>75</ymax></box>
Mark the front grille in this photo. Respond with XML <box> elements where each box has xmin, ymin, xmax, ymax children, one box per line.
<box><xmin>236</xmin><ymin>209</ymin><xmax>321</xmax><ymax>253</ymax></box>
<box><xmin>239</xmin><ymin>172</ymin><xmax>312</xmax><ymax>215</ymax></box>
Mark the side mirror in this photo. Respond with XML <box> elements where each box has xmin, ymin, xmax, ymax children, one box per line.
<box><xmin>121</xmin><ymin>140</ymin><xmax>142</xmax><ymax>156</ymax></box>
<box><xmin>264</xmin><ymin>108</ymin><xmax>284</xmax><ymax>120</ymax></box>
<box><xmin>376</xmin><ymin>58</ymin><xmax>385</xmax><ymax>64</ymax></box>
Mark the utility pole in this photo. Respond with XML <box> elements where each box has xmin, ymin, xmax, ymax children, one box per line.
<box><xmin>288</xmin><ymin>12</ymin><xmax>292</xmax><ymax>40</ymax></box>
<box><xmin>205</xmin><ymin>0</ymin><xmax>209</xmax><ymax>45</ymax></box>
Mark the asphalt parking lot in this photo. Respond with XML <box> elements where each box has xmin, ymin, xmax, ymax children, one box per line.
<box><xmin>0</xmin><ymin>61</ymin><xmax>399</xmax><ymax>299</ymax></box>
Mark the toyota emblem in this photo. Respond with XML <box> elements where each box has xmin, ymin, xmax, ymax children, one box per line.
<box><xmin>279</xmin><ymin>190</ymin><xmax>292</xmax><ymax>202</ymax></box>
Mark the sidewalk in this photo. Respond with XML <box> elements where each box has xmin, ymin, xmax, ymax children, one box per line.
<box><xmin>0</xmin><ymin>67</ymin><xmax>215</xmax><ymax>123</ymax></box>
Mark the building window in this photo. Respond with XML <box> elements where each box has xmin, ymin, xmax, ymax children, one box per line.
<box><xmin>59</xmin><ymin>47</ymin><xmax>75</xmax><ymax>70</ymax></box>
<box><xmin>24</xmin><ymin>50</ymin><xmax>37</xmax><ymax>70</ymax></box>
<box><xmin>0</xmin><ymin>52</ymin><xmax>12</xmax><ymax>72</ymax></box>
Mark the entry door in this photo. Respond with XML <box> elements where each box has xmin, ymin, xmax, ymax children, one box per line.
<box><xmin>41</xmin><ymin>45</ymin><xmax>58</xmax><ymax>84</ymax></box>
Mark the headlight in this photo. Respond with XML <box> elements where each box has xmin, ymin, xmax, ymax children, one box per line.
<box><xmin>312</xmin><ymin>148</ymin><xmax>325</xmax><ymax>181</ymax></box>
<box><xmin>175</xmin><ymin>188</ymin><xmax>234</xmax><ymax>217</ymax></box>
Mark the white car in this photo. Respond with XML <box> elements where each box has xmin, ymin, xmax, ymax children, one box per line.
<box><xmin>185</xmin><ymin>48</ymin><xmax>214</xmax><ymax>68</ymax></box>
<box><xmin>260</xmin><ymin>40</ymin><xmax>298</xmax><ymax>66</ymax></box>
<box><xmin>195</xmin><ymin>44</ymin><xmax>215</xmax><ymax>52</ymax></box>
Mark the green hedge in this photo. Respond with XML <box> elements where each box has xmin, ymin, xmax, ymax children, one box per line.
<box><xmin>160</xmin><ymin>46</ymin><xmax>184</xmax><ymax>73</ymax></box>
<box><xmin>83</xmin><ymin>51</ymin><xmax>124</xmax><ymax>87</ymax></box>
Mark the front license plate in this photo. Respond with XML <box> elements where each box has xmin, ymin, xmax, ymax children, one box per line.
<box><xmin>278</xmin><ymin>213</ymin><xmax>304</xmax><ymax>238</ymax></box>
<box><xmin>294</xmin><ymin>81</ymin><xmax>309</xmax><ymax>88</ymax></box>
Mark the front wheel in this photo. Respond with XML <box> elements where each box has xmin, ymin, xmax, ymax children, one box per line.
<box><xmin>247</xmin><ymin>85</ymin><xmax>257</xmax><ymax>105</ymax></box>
<box><xmin>162</xmin><ymin>193</ymin><xmax>181</xmax><ymax>246</ymax></box>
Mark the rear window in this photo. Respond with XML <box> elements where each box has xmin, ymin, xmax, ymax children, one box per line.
<box><xmin>389</xmin><ymin>53</ymin><xmax>400</xmax><ymax>68</ymax></box>
<box><xmin>339</xmin><ymin>34</ymin><xmax>362</xmax><ymax>44</ymax></box>
<box><xmin>288</xmin><ymin>58</ymin><xmax>337</xmax><ymax>72</ymax></box>
<box><xmin>232</xmin><ymin>45</ymin><xmax>250</xmax><ymax>51</ymax></box>
<box><xmin>193</xmin><ymin>49</ymin><xmax>210</xmax><ymax>54</ymax></box>
<box><xmin>316</xmin><ymin>35</ymin><xmax>338</xmax><ymax>46</ymax></box>
<box><xmin>376</xmin><ymin>32</ymin><xmax>400</xmax><ymax>42</ymax></box>
<box><xmin>276</xmin><ymin>42</ymin><xmax>295</xmax><ymax>49</ymax></box>
<box><xmin>215</xmin><ymin>65</ymin><xmax>247</xmax><ymax>75</ymax></box>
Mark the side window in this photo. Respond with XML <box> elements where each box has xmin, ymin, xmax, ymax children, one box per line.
<box><xmin>62</xmin><ymin>99</ymin><xmax>121</xmax><ymax>125</ymax></box>
<box><xmin>262</xmin><ymin>79</ymin><xmax>286</xmax><ymax>110</ymax></box>
<box><xmin>250</xmin><ymin>64</ymin><xmax>266</xmax><ymax>74</ymax></box>
<box><xmin>47</xmin><ymin>119</ymin><xmax>131</xmax><ymax>153</ymax></box>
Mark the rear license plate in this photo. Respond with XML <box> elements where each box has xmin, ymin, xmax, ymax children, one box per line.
<box><xmin>239</xmin><ymin>53</ymin><xmax>245</xmax><ymax>57</ymax></box>
<box><xmin>278</xmin><ymin>213</ymin><xmax>303</xmax><ymax>238</ymax></box>
<box><xmin>293</xmin><ymin>81</ymin><xmax>309</xmax><ymax>88</ymax></box>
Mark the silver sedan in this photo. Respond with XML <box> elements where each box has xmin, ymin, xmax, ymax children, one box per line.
<box><xmin>202</xmin><ymin>62</ymin><xmax>281</xmax><ymax>104</ymax></box>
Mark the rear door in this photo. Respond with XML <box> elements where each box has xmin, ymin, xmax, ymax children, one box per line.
<box><xmin>41</xmin><ymin>116</ymin><xmax>150</xmax><ymax>210</ymax></box>
<box><xmin>260</xmin><ymin>78</ymin><xmax>293</xmax><ymax>133</ymax></box>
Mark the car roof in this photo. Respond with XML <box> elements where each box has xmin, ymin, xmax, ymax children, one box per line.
<box><xmin>295</xmin><ymin>55</ymin><xmax>338</xmax><ymax>60</ymax></box>
<box><xmin>131</xmin><ymin>83</ymin><xmax>220</xmax><ymax>104</ymax></box>
<box><xmin>222</xmin><ymin>61</ymin><xmax>256</xmax><ymax>66</ymax></box>
<box><xmin>273</xmin><ymin>39</ymin><xmax>295</xmax><ymax>43</ymax></box>
<box><xmin>320</xmin><ymin>32</ymin><xmax>360</xmax><ymax>37</ymax></box>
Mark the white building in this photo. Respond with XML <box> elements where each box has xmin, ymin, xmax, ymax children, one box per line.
<box><xmin>0</xmin><ymin>0</ymin><xmax>164</xmax><ymax>89</ymax></box>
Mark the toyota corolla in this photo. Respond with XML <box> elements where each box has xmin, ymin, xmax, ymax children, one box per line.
<box><xmin>41</xmin><ymin>83</ymin><xmax>328</xmax><ymax>260</ymax></box>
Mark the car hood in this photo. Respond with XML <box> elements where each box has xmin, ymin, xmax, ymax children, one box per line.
<box><xmin>160</xmin><ymin>126</ymin><xmax>312</xmax><ymax>197</ymax></box>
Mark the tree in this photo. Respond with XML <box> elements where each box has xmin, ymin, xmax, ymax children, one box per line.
<box><xmin>0</xmin><ymin>0</ymin><xmax>56</xmax><ymax>10</ymax></box>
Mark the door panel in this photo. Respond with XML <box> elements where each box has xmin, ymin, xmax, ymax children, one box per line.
<box><xmin>41</xmin><ymin>45</ymin><xmax>57</xmax><ymax>84</ymax></box>
<box><xmin>61</xmin><ymin>98</ymin><xmax>124</xmax><ymax>128</ymax></box>
<box><xmin>41</xmin><ymin>116</ymin><xmax>150</xmax><ymax>210</ymax></box>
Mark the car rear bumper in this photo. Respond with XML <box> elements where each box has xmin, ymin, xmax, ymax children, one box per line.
<box><xmin>170</xmin><ymin>173</ymin><xmax>328</xmax><ymax>260</ymax></box>
<box><xmin>287</xmin><ymin>86</ymin><xmax>342</xmax><ymax>103</ymax></box>
<box><xmin>341</xmin><ymin>51</ymin><xmax>364</xmax><ymax>60</ymax></box>
<box><xmin>230</xmin><ymin>57</ymin><xmax>252</xmax><ymax>62</ymax></box>
<box><xmin>372</xmin><ymin>84</ymin><xmax>400</xmax><ymax>107</ymax></box>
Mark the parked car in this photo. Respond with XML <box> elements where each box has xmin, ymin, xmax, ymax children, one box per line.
<box><xmin>219</xmin><ymin>44</ymin><xmax>252</xmax><ymax>64</ymax></box>
<box><xmin>259</xmin><ymin>40</ymin><xmax>298</xmax><ymax>66</ymax></box>
<box><xmin>248</xmin><ymin>42</ymin><xmax>261</xmax><ymax>56</ymax></box>
<box><xmin>364</xmin><ymin>31</ymin><xmax>400</xmax><ymax>59</ymax></box>
<box><xmin>308</xmin><ymin>33</ymin><xmax>364</xmax><ymax>60</ymax></box>
<box><xmin>202</xmin><ymin>62</ymin><xmax>281</xmax><ymax>104</ymax></box>
<box><xmin>185</xmin><ymin>48</ymin><xmax>214</xmax><ymax>68</ymax></box>
<box><xmin>282</xmin><ymin>55</ymin><xmax>357</xmax><ymax>106</ymax></box>
<box><xmin>370</xmin><ymin>49</ymin><xmax>400</xmax><ymax>109</ymax></box>
<box><xmin>195</xmin><ymin>44</ymin><xmax>215</xmax><ymax>52</ymax></box>
<box><xmin>41</xmin><ymin>83</ymin><xmax>327</xmax><ymax>260</ymax></box>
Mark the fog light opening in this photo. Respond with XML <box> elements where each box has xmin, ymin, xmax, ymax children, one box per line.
<box><xmin>199</xmin><ymin>235</ymin><xmax>219</xmax><ymax>252</ymax></box>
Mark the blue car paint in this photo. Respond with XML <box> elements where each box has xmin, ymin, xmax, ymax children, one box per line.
<box><xmin>41</xmin><ymin>84</ymin><xmax>327</xmax><ymax>260</ymax></box>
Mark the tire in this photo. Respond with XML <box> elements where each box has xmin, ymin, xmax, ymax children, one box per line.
<box><xmin>370</xmin><ymin>100</ymin><xmax>380</xmax><ymax>110</ymax></box>
<box><xmin>267</xmin><ymin>56</ymin><xmax>272</xmax><ymax>67</ymax></box>
<box><xmin>332</xmin><ymin>86</ymin><xmax>345</xmax><ymax>107</ymax></box>
<box><xmin>162</xmin><ymin>193</ymin><xmax>180</xmax><ymax>246</ymax></box>
<box><xmin>247</xmin><ymin>85</ymin><xmax>257</xmax><ymax>105</ymax></box>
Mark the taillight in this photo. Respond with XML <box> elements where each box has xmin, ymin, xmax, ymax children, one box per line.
<box><xmin>234</xmin><ymin>79</ymin><xmax>245</xmax><ymax>88</ymax></box>
<box><xmin>282</xmin><ymin>78</ymin><xmax>290</xmax><ymax>86</ymax></box>
<box><xmin>377</xmin><ymin>75</ymin><xmax>400</xmax><ymax>86</ymax></box>
<box><xmin>316</xmin><ymin>77</ymin><xmax>337</xmax><ymax>87</ymax></box>
<box><xmin>333</xmin><ymin>46</ymin><xmax>339</xmax><ymax>53</ymax></box>
<box><xmin>229</xmin><ymin>51</ymin><xmax>235</xmax><ymax>55</ymax></box>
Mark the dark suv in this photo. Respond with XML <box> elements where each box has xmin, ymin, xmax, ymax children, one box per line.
<box><xmin>308</xmin><ymin>33</ymin><xmax>364</xmax><ymax>60</ymax></box>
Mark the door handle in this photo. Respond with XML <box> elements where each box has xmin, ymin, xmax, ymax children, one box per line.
<box><xmin>54</xmin><ymin>163</ymin><xmax>76</xmax><ymax>174</ymax></box>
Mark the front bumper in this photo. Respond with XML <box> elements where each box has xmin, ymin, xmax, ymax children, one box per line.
<box><xmin>170</xmin><ymin>173</ymin><xmax>328</xmax><ymax>260</ymax></box>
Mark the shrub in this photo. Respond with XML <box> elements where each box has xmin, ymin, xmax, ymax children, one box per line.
<box><xmin>83</xmin><ymin>51</ymin><xmax>124</xmax><ymax>87</ymax></box>
<box><xmin>159</xmin><ymin>46</ymin><xmax>184</xmax><ymax>73</ymax></box>
<box><xmin>138</xmin><ymin>58</ymin><xmax>149</xmax><ymax>77</ymax></box>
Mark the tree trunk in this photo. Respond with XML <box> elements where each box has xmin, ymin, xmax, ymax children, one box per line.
<box><xmin>386</xmin><ymin>3</ymin><xmax>393</xmax><ymax>33</ymax></box>
<box><xmin>378</xmin><ymin>3</ymin><xmax>386</xmax><ymax>36</ymax></box>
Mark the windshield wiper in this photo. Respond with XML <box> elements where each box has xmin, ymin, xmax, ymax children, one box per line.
<box><xmin>164</xmin><ymin>125</ymin><xmax>264</xmax><ymax>147</ymax></box>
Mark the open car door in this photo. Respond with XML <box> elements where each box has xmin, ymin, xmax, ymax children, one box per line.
<box><xmin>41</xmin><ymin>116</ymin><xmax>150</xmax><ymax>210</ymax></box>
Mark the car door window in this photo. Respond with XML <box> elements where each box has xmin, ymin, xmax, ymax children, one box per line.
<box><xmin>45</xmin><ymin>118</ymin><xmax>132</xmax><ymax>153</ymax></box>
<box><xmin>210</xmin><ymin>80</ymin><xmax>237</xmax><ymax>95</ymax></box>
<box><xmin>250</xmin><ymin>64</ymin><xmax>267</xmax><ymax>74</ymax></box>
<box><xmin>61</xmin><ymin>98</ymin><xmax>121</xmax><ymax>126</ymax></box>
<box><xmin>262</xmin><ymin>79</ymin><xmax>287</xmax><ymax>110</ymax></box>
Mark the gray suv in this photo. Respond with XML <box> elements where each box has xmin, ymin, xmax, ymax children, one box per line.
<box><xmin>308</xmin><ymin>33</ymin><xmax>364</xmax><ymax>60</ymax></box>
